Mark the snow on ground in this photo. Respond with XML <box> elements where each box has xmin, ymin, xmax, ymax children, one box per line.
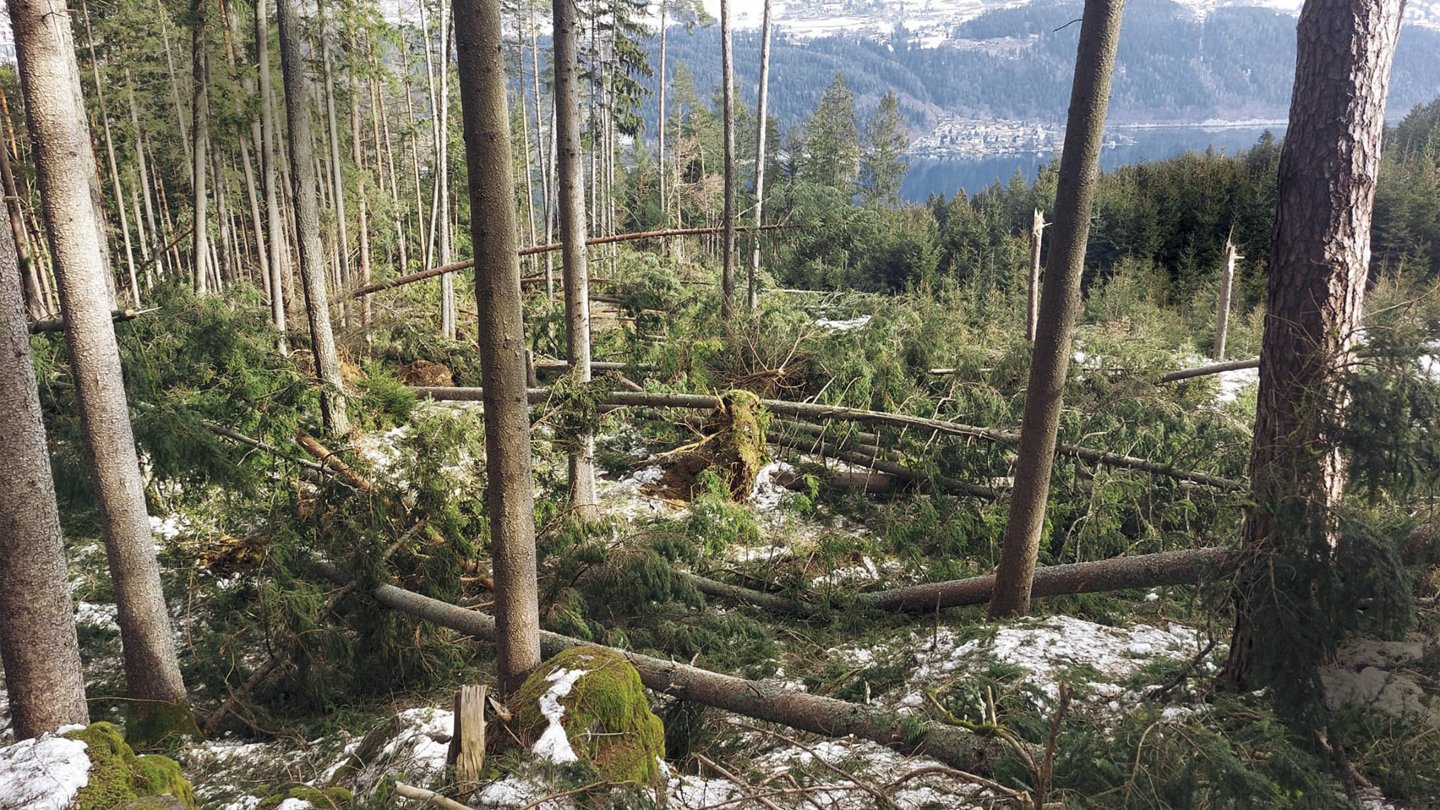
<box><xmin>750</xmin><ymin>460</ymin><xmax>797</xmax><ymax>512</ymax></box>
<box><xmin>74</xmin><ymin>601</ymin><xmax>119</xmax><ymax>632</ymax></box>
<box><xmin>150</xmin><ymin>513</ymin><xmax>189</xmax><ymax>541</ymax></box>
<box><xmin>596</xmin><ymin>463</ymin><xmax>683</xmax><ymax>522</ymax></box>
<box><xmin>814</xmin><ymin>315</ymin><xmax>872</xmax><ymax>332</ymax></box>
<box><xmin>0</xmin><ymin>732</ymin><xmax>90</xmax><ymax>810</ymax></box>
<box><xmin>348</xmin><ymin>424</ymin><xmax>412</xmax><ymax>479</ymax></box>
<box><xmin>531</xmin><ymin>668</ymin><xmax>584</xmax><ymax>764</ymax></box>
<box><xmin>1177</xmin><ymin>353</ymin><xmax>1259</xmax><ymax>405</ymax></box>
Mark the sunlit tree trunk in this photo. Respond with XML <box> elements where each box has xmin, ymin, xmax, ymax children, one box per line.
<box><xmin>452</xmin><ymin>0</ymin><xmax>541</xmax><ymax>695</ymax></box>
<box><xmin>989</xmin><ymin>0</ymin><xmax>1124</xmax><ymax>619</ymax></box>
<box><xmin>1222</xmin><ymin>0</ymin><xmax>1404</xmax><ymax>692</ymax></box>
<box><xmin>192</xmin><ymin>0</ymin><xmax>211</xmax><ymax>293</ymax></box>
<box><xmin>719</xmin><ymin>0</ymin><xmax>736</xmax><ymax>318</ymax></box>
<box><xmin>748</xmin><ymin>0</ymin><xmax>772</xmax><ymax>310</ymax></box>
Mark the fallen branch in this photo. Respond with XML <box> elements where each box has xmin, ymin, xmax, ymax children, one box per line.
<box><xmin>349</xmin><ymin>224</ymin><xmax>793</xmax><ymax>299</ymax></box>
<box><xmin>393</xmin><ymin>782</ymin><xmax>471</xmax><ymax>810</ymax></box>
<box><xmin>859</xmin><ymin>547</ymin><xmax>1232</xmax><ymax>612</ymax></box>
<box><xmin>29</xmin><ymin>307</ymin><xmax>152</xmax><ymax>333</ymax></box>
<box><xmin>295</xmin><ymin>431</ymin><xmax>375</xmax><ymax>492</ymax></box>
<box><xmin>768</xmin><ymin>431</ymin><xmax>1001</xmax><ymax>500</ymax></box>
<box><xmin>413</xmin><ymin>387</ymin><xmax>1242</xmax><ymax>490</ymax></box>
<box><xmin>308</xmin><ymin>561</ymin><xmax>1000</xmax><ymax>773</ymax></box>
<box><xmin>1159</xmin><ymin>358</ymin><xmax>1260</xmax><ymax>383</ymax></box>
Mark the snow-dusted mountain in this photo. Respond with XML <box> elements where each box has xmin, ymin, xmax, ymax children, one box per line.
<box><xmin>706</xmin><ymin>0</ymin><xmax>1440</xmax><ymax>38</ymax></box>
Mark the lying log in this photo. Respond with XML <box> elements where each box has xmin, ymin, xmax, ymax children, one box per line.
<box><xmin>29</xmin><ymin>307</ymin><xmax>149</xmax><ymax>333</ymax></box>
<box><xmin>773</xmin><ymin>466</ymin><xmax>898</xmax><ymax>494</ymax></box>
<box><xmin>1159</xmin><ymin>358</ymin><xmax>1260</xmax><ymax>383</ymax></box>
<box><xmin>531</xmin><ymin>359</ymin><xmax>656</xmax><ymax>374</ymax></box>
<box><xmin>413</xmin><ymin>387</ymin><xmax>1241</xmax><ymax>490</ymax></box>
<box><xmin>309</xmin><ymin>561</ymin><xmax>999</xmax><ymax>773</ymax></box>
<box><xmin>774</xmin><ymin>418</ymin><xmax>884</xmax><ymax>452</ymax></box>
<box><xmin>349</xmin><ymin>224</ymin><xmax>793</xmax><ymax>299</ymax></box>
<box><xmin>859</xmin><ymin>547</ymin><xmax>1233</xmax><ymax>612</ymax></box>
<box><xmin>682</xmin><ymin>547</ymin><xmax>1232</xmax><ymax>617</ymax></box>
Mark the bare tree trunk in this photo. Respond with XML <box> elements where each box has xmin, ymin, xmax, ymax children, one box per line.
<box><xmin>256</xmin><ymin>0</ymin><xmax>288</xmax><ymax>348</ymax></box>
<box><xmin>0</xmin><ymin>120</ymin><xmax>43</xmax><ymax>320</ymax></box>
<box><xmin>191</xmin><ymin>0</ymin><xmax>211</xmax><ymax>294</ymax></box>
<box><xmin>452</xmin><ymin>0</ymin><xmax>542</xmax><ymax>696</ymax></box>
<box><xmin>528</xmin><ymin>5</ymin><xmax>554</xmax><ymax>298</ymax></box>
<box><xmin>657</xmin><ymin>0</ymin><xmax>666</xmax><ymax>222</ymax></box>
<box><xmin>1222</xmin><ymin>0</ymin><xmax>1404</xmax><ymax>691</ymax></box>
<box><xmin>553</xmin><ymin>0</ymin><xmax>599</xmax><ymax>518</ymax></box>
<box><xmin>401</xmin><ymin>45</ymin><xmax>429</xmax><ymax>272</ymax></box>
<box><xmin>1213</xmin><ymin>238</ymin><xmax>1239</xmax><ymax>361</ymax></box>
<box><xmin>348</xmin><ymin>24</ymin><xmax>371</xmax><ymax>327</ymax></box>
<box><xmin>1027</xmin><ymin>209</ymin><xmax>1045</xmax><ymax>343</ymax></box>
<box><xmin>8</xmin><ymin>0</ymin><xmax>195</xmax><ymax>743</ymax></box>
<box><xmin>748</xmin><ymin>0</ymin><xmax>772</xmax><ymax>311</ymax></box>
<box><xmin>126</xmin><ymin>76</ymin><xmax>166</xmax><ymax>284</ymax></box>
<box><xmin>0</xmin><ymin>213</ymin><xmax>89</xmax><ymax>741</ymax></box>
<box><xmin>318</xmin><ymin>0</ymin><xmax>349</xmax><ymax>326</ymax></box>
<box><xmin>156</xmin><ymin>0</ymin><xmax>193</xmax><ymax>186</ymax></box>
<box><xmin>79</xmin><ymin>0</ymin><xmax>140</xmax><ymax>307</ymax></box>
<box><xmin>278</xmin><ymin>0</ymin><xmax>350</xmax><ymax>434</ymax></box>
<box><xmin>719</xmin><ymin>0</ymin><xmax>736</xmax><ymax>318</ymax></box>
<box><xmin>515</xmin><ymin>19</ymin><xmax>538</xmax><ymax>279</ymax></box>
<box><xmin>989</xmin><ymin>0</ymin><xmax>1126</xmax><ymax>619</ymax></box>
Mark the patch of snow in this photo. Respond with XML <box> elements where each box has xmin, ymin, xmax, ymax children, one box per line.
<box><xmin>348</xmin><ymin>425</ymin><xmax>412</xmax><ymax>477</ymax></box>
<box><xmin>812</xmin><ymin>555</ymin><xmax>881</xmax><ymax>587</ymax></box>
<box><xmin>1216</xmin><ymin>367</ymin><xmax>1259</xmax><ymax>404</ymax></box>
<box><xmin>629</xmin><ymin>465</ymin><xmax>666</xmax><ymax>485</ymax></box>
<box><xmin>532</xmin><ymin>668</ymin><xmax>586</xmax><ymax>764</ymax></box>
<box><xmin>0</xmin><ymin>733</ymin><xmax>91</xmax><ymax>810</ymax></box>
<box><xmin>668</xmin><ymin>774</ymin><xmax>740</xmax><ymax>809</ymax></box>
<box><xmin>476</xmin><ymin>775</ymin><xmax>573</xmax><ymax>809</ymax></box>
<box><xmin>275</xmin><ymin>800</ymin><xmax>312</xmax><ymax>810</ymax></box>
<box><xmin>74</xmin><ymin>602</ymin><xmax>118</xmax><ymax>632</ymax></box>
<box><xmin>150</xmin><ymin>514</ymin><xmax>189</xmax><ymax>541</ymax></box>
<box><xmin>750</xmin><ymin>461</ymin><xmax>797</xmax><ymax>512</ymax></box>
<box><xmin>814</xmin><ymin>315</ymin><xmax>872</xmax><ymax>332</ymax></box>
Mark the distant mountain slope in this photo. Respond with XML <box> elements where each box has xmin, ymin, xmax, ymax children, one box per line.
<box><xmin>646</xmin><ymin>0</ymin><xmax>1440</xmax><ymax>132</ymax></box>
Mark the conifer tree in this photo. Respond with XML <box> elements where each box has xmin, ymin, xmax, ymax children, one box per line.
<box><xmin>799</xmin><ymin>74</ymin><xmax>860</xmax><ymax>194</ymax></box>
<box><xmin>860</xmin><ymin>91</ymin><xmax>909</xmax><ymax>206</ymax></box>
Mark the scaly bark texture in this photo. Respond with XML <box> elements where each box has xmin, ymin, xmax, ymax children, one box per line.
<box><xmin>989</xmin><ymin>0</ymin><xmax>1125</xmax><ymax>619</ymax></box>
<box><xmin>552</xmin><ymin>0</ymin><xmax>598</xmax><ymax>518</ymax></box>
<box><xmin>453</xmin><ymin>0</ymin><xmax>542</xmax><ymax>696</ymax></box>
<box><xmin>8</xmin><ymin>0</ymin><xmax>192</xmax><ymax>733</ymax></box>
<box><xmin>277</xmin><ymin>0</ymin><xmax>350</xmax><ymax>434</ymax></box>
<box><xmin>1026</xmin><ymin>208</ymin><xmax>1044</xmax><ymax>343</ymax></box>
<box><xmin>255</xmin><ymin>0</ymin><xmax>288</xmax><ymax>348</ymax></box>
<box><xmin>191</xmin><ymin>0</ymin><xmax>210</xmax><ymax>293</ymax></box>
<box><xmin>748</xmin><ymin>0</ymin><xmax>773</xmax><ymax>311</ymax></box>
<box><xmin>0</xmin><ymin>219</ymin><xmax>89</xmax><ymax>740</ymax></box>
<box><xmin>1222</xmin><ymin>0</ymin><xmax>1404</xmax><ymax>690</ymax></box>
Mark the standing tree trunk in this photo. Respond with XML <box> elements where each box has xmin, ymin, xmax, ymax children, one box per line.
<box><xmin>192</xmin><ymin>0</ymin><xmax>211</xmax><ymax>294</ymax></box>
<box><xmin>1221</xmin><ymin>0</ymin><xmax>1404</xmax><ymax>694</ymax></box>
<box><xmin>79</xmin><ymin>0</ymin><xmax>140</xmax><ymax>307</ymax></box>
<box><xmin>719</xmin><ymin>0</ymin><xmax>736</xmax><ymax>318</ymax></box>
<box><xmin>348</xmin><ymin>24</ymin><xmax>371</xmax><ymax>327</ymax></box>
<box><xmin>277</xmin><ymin>0</ymin><xmax>350</xmax><ymax>434</ymax></box>
<box><xmin>0</xmin><ymin>121</ymin><xmax>43</xmax><ymax>320</ymax></box>
<box><xmin>256</xmin><ymin>0</ymin><xmax>288</xmax><ymax>348</ymax></box>
<box><xmin>7</xmin><ymin>0</ymin><xmax>196</xmax><ymax>744</ymax></box>
<box><xmin>1213</xmin><ymin>238</ymin><xmax>1239</xmax><ymax>361</ymax></box>
<box><xmin>318</xmin><ymin>0</ymin><xmax>349</xmax><ymax>324</ymax></box>
<box><xmin>528</xmin><ymin>5</ymin><xmax>554</xmax><ymax>298</ymax></box>
<box><xmin>747</xmin><ymin>0</ymin><xmax>772</xmax><ymax>311</ymax></box>
<box><xmin>988</xmin><ymin>0</ymin><xmax>1124</xmax><ymax>619</ymax></box>
<box><xmin>452</xmin><ymin>0</ymin><xmax>541</xmax><ymax>696</ymax></box>
<box><xmin>553</xmin><ymin>0</ymin><xmax>599</xmax><ymax>518</ymax></box>
<box><xmin>657</xmin><ymin>0</ymin><xmax>667</xmax><ymax>223</ymax></box>
<box><xmin>0</xmin><ymin>217</ymin><xmax>89</xmax><ymax>741</ymax></box>
<box><xmin>1027</xmin><ymin>208</ymin><xmax>1045</xmax><ymax>343</ymax></box>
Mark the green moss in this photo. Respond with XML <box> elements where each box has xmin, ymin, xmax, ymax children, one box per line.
<box><xmin>256</xmin><ymin>786</ymin><xmax>354</xmax><ymax>809</ymax></box>
<box><xmin>513</xmin><ymin>645</ymin><xmax>666</xmax><ymax>786</ymax></box>
<box><xmin>63</xmin><ymin>722</ymin><xmax>197</xmax><ymax>810</ymax></box>
<box><xmin>125</xmin><ymin>699</ymin><xmax>201</xmax><ymax>750</ymax></box>
<box><xmin>714</xmin><ymin>390</ymin><xmax>769</xmax><ymax>500</ymax></box>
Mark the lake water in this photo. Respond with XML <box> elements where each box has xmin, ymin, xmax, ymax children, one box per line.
<box><xmin>900</xmin><ymin>125</ymin><xmax>1285</xmax><ymax>202</ymax></box>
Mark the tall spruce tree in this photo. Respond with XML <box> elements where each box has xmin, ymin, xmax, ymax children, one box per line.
<box><xmin>799</xmin><ymin>74</ymin><xmax>860</xmax><ymax>194</ymax></box>
<box><xmin>860</xmin><ymin>91</ymin><xmax>909</xmax><ymax>206</ymax></box>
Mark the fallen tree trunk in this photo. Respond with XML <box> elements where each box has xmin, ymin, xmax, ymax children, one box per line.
<box><xmin>531</xmin><ymin>359</ymin><xmax>655</xmax><ymax>374</ymax></box>
<box><xmin>414</xmin><ymin>387</ymin><xmax>1241</xmax><ymax>490</ymax></box>
<box><xmin>860</xmin><ymin>547</ymin><xmax>1232</xmax><ymax>612</ymax></box>
<box><xmin>773</xmin><ymin>466</ymin><xmax>897</xmax><ymax>494</ymax></box>
<box><xmin>768</xmin><ymin>431</ymin><xmax>1001</xmax><ymax>500</ymax></box>
<box><xmin>681</xmin><ymin>547</ymin><xmax>1231</xmax><ymax>617</ymax></box>
<box><xmin>349</xmin><ymin>224</ymin><xmax>792</xmax><ymax>299</ymax></box>
<box><xmin>1159</xmin><ymin>358</ymin><xmax>1260</xmax><ymax>383</ymax></box>
<box><xmin>308</xmin><ymin>562</ymin><xmax>1001</xmax><ymax>773</ymax></box>
<box><xmin>29</xmin><ymin>307</ymin><xmax>148</xmax><ymax>333</ymax></box>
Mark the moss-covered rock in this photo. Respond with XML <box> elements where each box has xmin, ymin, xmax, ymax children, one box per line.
<box><xmin>513</xmin><ymin>645</ymin><xmax>665</xmax><ymax>786</ymax></box>
<box><xmin>255</xmin><ymin>785</ymin><xmax>354</xmax><ymax>809</ymax></box>
<box><xmin>63</xmin><ymin>722</ymin><xmax>197</xmax><ymax>809</ymax></box>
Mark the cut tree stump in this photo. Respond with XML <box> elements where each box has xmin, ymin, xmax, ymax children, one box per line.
<box><xmin>447</xmin><ymin>684</ymin><xmax>487</xmax><ymax>788</ymax></box>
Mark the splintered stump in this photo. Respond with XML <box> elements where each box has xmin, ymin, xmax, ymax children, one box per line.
<box><xmin>656</xmin><ymin>390</ymin><xmax>769</xmax><ymax>502</ymax></box>
<box><xmin>448</xmin><ymin>685</ymin><xmax>487</xmax><ymax>789</ymax></box>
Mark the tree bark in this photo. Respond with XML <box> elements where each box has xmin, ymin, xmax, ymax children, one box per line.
<box><xmin>0</xmin><ymin>210</ymin><xmax>89</xmax><ymax>740</ymax></box>
<box><xmin>452</xmin><ymin>0</ymin><xmax>541</xmax><ymax>696</ymax></box>
<box><xmin>553</xmin><ymin>0</ymin><xmax>599</xmax><ymax>518</ymax></box>
<box><xmin>318</xmin><ymin>0</ymin><xmax>349</xmax><ymax>325</ymax></box>
<box><xmin>989</xmin><ymin>0</ymin><xmax>1125</xmax><ymax>619</ymax></box>
<box><xmin>0</xmin><ymin>116</ymin><xmax>43</xmax><ymax>320</ymax></box>
<box><xmin>79</xmin><ymin>0</ymin><xmax>140</xmax><ymax>308</ymax></box>
<box><xmin>748</xmin><ymin>0</ymin><xmax>773</xmax><ymax>311</ymax></box>
<box><xmin>1222</xmin><ymin>0</ymin><xmax>1404</xmax><ymax>690</ymax></box>
<box><xmin>8</xmin><ymin>0</ymin><xmax>194</xmax><ymax>737</ymax></box>
<box><xmin>311</xmin><ymin>562</ymin><xmax>999</xmax><ymax>773</ymax></box>
<box><xmin>657</xmin><ymin>0</ymin><xmax>667</xmax><ymax>222</ymax></box>
<box><xmin>277</xmin><ymin>0</ymin><xmax>350</xmax><ymax>434</ymax></box>
<box><xmin>192</xmin><ymin>0</ymin><xmax>211</xmax><ymax>294</ymax></box>
<box><xmin>719</xmin><ymin>0</ymin><xmax>736</xmax><ymax>318</ymax></box>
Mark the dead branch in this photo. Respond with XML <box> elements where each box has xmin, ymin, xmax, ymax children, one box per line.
<box><xmin>29</xmin><ymin>307</ymin><xmax>151</xmax><ymax>333</ymax></box>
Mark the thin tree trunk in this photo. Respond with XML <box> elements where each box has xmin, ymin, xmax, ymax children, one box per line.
<box><xmin>719</xmin><ymin>0</ymin><xmax>736</xmax><ymax>318</ymax></box>
<box><xmin>256</xmin><ymin>0</ymin><xmax>288</xmax><ymax>348</ymax></box>
<box><xmin>318</xmin><ymin>0</ymin><xmax>349</xmax><ymax>325</ymax></box>
<box><xmin>657</xmin><ymin>0</ymin><xmax>666</xmax><ymax>221</ymax></box>
<box><xmin>553</xmin><ymin>0</ymin><xmax>598</xmax><ymax>518</ymax></box>
<box><xmin>438</xmin><ymin>3</ymin><xmax>454</xmax><ymax>340</ymax></box>
<box><xmin>0</xmin><ymin>119</ymin><xmax>43</xmax><ymax>320</ymax></box>
<box><xmin>528</xmin><ymin>4</ymin><xmax>553</xmax><ymax>297</ymax></box>
<box><xmin>192</xmin><ymin>0</ymin><xmax>211</xmax><ymax>293</ymax></box>
<box><xmin>1027</xmin><ymin>208</ymin><xmax>1045</xmax><ymax>343</ymax></box>
<box><xmin>748</xmin><ymin>0</ymin><xmax>772</xmax><ymax>310</ymax></box>
<box><xmin>1213</xmin><ymin>239</ymin><xmax>1239</xmax><ymax>361</ymax></box>
<box><xmin>8</xmin><ymin>0</ymin><xmax>195</xmax><ymax>742</ymax></box>
<box><xmin>156</xmin><ymin>0</ymin><xmax>193</xmax><ymax>185</ymax></box>
<box><xmin>516</xmin><ymin>18</ymin><xmax>538</xmax><ymax>278</ymax></box>
<box><xmin>277</xmin><ymin>0</ymin><xmax>350</xmax><ymax>434</ymax></box>
<box><xmin>79</xmin><ymin>0</ymin><xmax>140</xmax><ymax>307</ymax></box>
<box><xmin>126</xmin><ymin>77</ymin><xmax>166</xmax><ymax>283</ymax></box>
<box><xmin>348</xmin><ymin>22</ymin><xmax>371</xmax><ymax>327</ymax></box>
<box><xmin>452</xmin><ymin>0</ymin><xmax>541</xmax><ymax>696</ymax></box>
<box><xmin>1222</xmin><ymin>0</ymin><xmax>1404</xmax><ymax>692</ymax></box>
<box><xmin>0</xmin><ymin>212</ymin><xmax>89</xmax><ymax>741</ymax></box>
<box><xmin>989</xmin><ymin>0</ymin><xmax>1125</xmax><ymax>619</ymax></box>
